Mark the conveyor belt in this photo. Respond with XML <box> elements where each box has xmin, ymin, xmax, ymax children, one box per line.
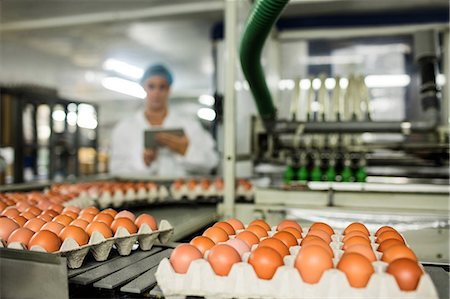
<box><xmin>69</xmin><ymin>246</ymin><xmax>173</xmax><ymax>296</ymax></box>
<box><xmin>133</xmin><ymin>204</ymin><xmax>218</xmax><ymax>241</ymax></box>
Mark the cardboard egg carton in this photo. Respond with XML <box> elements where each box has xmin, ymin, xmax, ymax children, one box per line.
<box><xmin>155</xmin><ymin>227</ymin><xmax>438</xmax><ymax>299</ymax></box>
<box><xmin>3</xmin><ymin>220</ymin><xmax>174</xmax><ymax>269</ymax></box>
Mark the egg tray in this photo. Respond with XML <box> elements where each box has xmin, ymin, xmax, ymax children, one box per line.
<box><xmin>155</xmin><ymin>227</ymin><xmax>439</xmax><ymax>299</ymax></box>
<box><xmin>93</xmin><ymin>186</ymin><xmax>170</xmax><ymax>209</ymax></box>
<box><xmin>1</xmin><ymin>219</ymin><xmax>174</xmax><ymax>269</ymax></box>
<box><xmin>170</xmin><ymin>184</ymin><xmax>253</xmax><ymax>202</ymax></box>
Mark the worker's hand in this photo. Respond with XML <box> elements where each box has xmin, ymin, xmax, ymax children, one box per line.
<box><xmin>143</xmin><ymin>148</ymin><xmax>158</xmax><ymax>166</ymax></box>
<box><xmin>155</xmin><ymin>133</ymin><xmax>189</xmax><ymax>156</ymax></box>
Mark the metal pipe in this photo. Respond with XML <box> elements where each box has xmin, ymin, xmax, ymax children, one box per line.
<box><xmin>275</xmin><ymin>109</ymin><xmax>438</xmax><ymax>134</ymax></box>
<box><xmin>223</xmin><ymin>0</ymin><xmax>238</xmax><ymax>219</ymax></box>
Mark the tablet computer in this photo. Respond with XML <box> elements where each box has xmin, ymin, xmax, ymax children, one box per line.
<box><xmin>144</xmin><ymin>128</ymin><xmax>185</xmax><ymax>148</ymax></box>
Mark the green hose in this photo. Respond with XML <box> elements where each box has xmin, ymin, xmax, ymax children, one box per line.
<box><xmin>240</xmin><ymin>0</ymin><xmax>289</xmax><ymax>128</ymax></box>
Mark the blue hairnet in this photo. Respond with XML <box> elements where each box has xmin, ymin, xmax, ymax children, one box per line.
<box><xmin>140</xmin><ymin>64</ymin><xmax>173</xmax><ymax>86</ymax></box>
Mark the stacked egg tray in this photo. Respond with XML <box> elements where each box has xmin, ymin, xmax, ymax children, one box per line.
<box><xmin>1</xmin><ymin>219</ymin><xmax>174</xmax><ymax>269</ymax></box>
<box><xmin>156</xmin><ymin>222</ymin><xmax>439</xmax><ymax>299</ymax></box>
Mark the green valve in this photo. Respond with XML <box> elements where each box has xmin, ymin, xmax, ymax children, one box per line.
<box><xmin>310</xmin><ymin>166</ymin><xmax>322</xmax><ymax>182</ymax></box>
<box><xmin>326</xmin><ymin>166</ymin><xmax>336</xmax><ymax>182</ymax></box>
<box><xmin>297</xmin><ymin>166</ymin><xmax>309</xmax><ymax>181</ymax></box>
<box><xmin>356</xmin><ymin>166</ymin><xmax>367</xmax><ymax>182</ymax></box>
<box><xmin>341</xmin><ymin>166</ymin><xmax>353</xmax><ymax>182</ymax></box>
<box><xmin>283</xmin><ymin>166</ymin><xmax>295</xmax><ymax>184</ymax></box>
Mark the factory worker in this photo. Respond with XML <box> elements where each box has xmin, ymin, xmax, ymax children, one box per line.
<box><xmin>109</xmin><ymin>64</ymin><xmax>219</xmax><ymax>176</ymax></box>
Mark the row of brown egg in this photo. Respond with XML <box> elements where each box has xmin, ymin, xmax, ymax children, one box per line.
<box><xmin>167</xmin><ymin>219</ymin><xmax>423</xmax><ymax>292</ymax></box>
<box><xmin>170</xmin><ymin>178</ymin><xmax>253</xmax><ymax>200</ymax></box>
<box><xmin>1</xmin><ymin>206</ymin><xmax>158</xmax><ymax>251</ymax></box>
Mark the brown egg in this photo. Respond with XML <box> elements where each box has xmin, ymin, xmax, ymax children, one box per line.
<box><xmin>12</xmin><ymin>215</ymin><xmax>28</xmax><ymax>227</ymax></box>
<box><xmin>376</xmin><ymin>231</ymin><xmax>404</xmax><ymax>244</ymax></box>
<box><xmin>213</xmin><ymin>221</ymin><xmax>235</xmax><ymax>235</ymax></box>
<box><xmin>42</xmin><ymin>209</ymin><xmax>59</xmax><ymax>218</ymax></box>
<box><xmin>246</xmin><ymin>225</ymin><xmax>268</xmax><ymax>239</ymax></box>
<box><xmin>86</xmin><ymin>221</ymin><xmax>113</xmax><ymax>238</ymax></box>
<box><xmin>337</xmin><ymin>252</ymin><xmax>374</xmax><ymax>288</ymax></box>
<box><xmin>375</xmin><ymin>226</ymin><xmax>397</xmax><ymax>237</ymax></box>
<box><xmin>2</xmin><ymin>207</ymin><xmax>20</xmax><ymax>218</ymax></box>
<box><xmin>101</xmin><ymin>208</ymin><xmax>118</xmax><ymax>218</ymax></box>
<box><xmin>307</xmin><ymin>229</ymin><xmax>332</xmax><ymax>244</ymax></box>
<box><xmin>300</xmin><ymin>235</ymin><xmax>325</xmax><ymax>246</ymax></box>
<box><xmin>93</xmin><ymin>213</ymin><xmax>114</xmax><ymax>226</ymax></box>
<box><xmin>342</xmin><ymin>230</ymin><xmax>370</xmax><ymax>242</ymax></box>
<box><xmin>310</xmin><ymin>222</ymin><xmax>334</xmax><ymax>236</ymax></box>
<box><xmin>78</xmin><ymin>213</ymin><xmax>95</xmax><ymax>223</ymax></box>
<box><xmin>20</xmin><ymin>211</ymin><xmax>35</xmax><ymax>220</ymax></box>
<box><xmin>190</xmin><ymin>236</ymin><xmax>215</xmax><ymax>255</ymax></box>
<box><xmin>15</xmin><ymin>201</ymin><xmax>31</xmax><ymax>212</ymax></box>
<box><xmin>24</xmin><ymin>218</ymin><xmax>46</xmax><ymax>232</ymax></box>
<box><xmin>273</xmin><ymin>231</ymin><xmax>298</xmax><ymax>248</ymax></box>
<box><xmin>301</xmin><ymin>241</ymin><xmax>334</xmax><ymax>258</ymax></box>
<box><xmin>41</xmin><ymin>221</ymin><xmax>65</xmax><ymax>235</ymax></box>
<box><xmin>169</xmin><ymin>244</ymin><xmax>203</xmax><ymax>273</ymax></box>
<box><xmin>207</xmin><ymin>244</ymin><xmax>241</xmax><ymax>276</ymax></box>
<box><xmin>214</xmin><ymin>178</ymin><xmax>224</xmax><ymax>190</ymax></box>
<box><xmin>59</xmin><ymin>225</ymin><xmax>89</xmax><ymax>246</ymax></box>
<box><xmin>345</xmin><ymin>244</ymin><xmax>377</xmax><ymax>262</ymax></box>
<box><xmin>0</xmin><ymin>201</ymin><xmax>6</xmax><ymax>212</ymax></box>
<box><xmin>281</xmin><ymin>227</ymin><xmax>302</xmax><ymax>239</ymax></box>
<box><xmin>235</xmin><ymin>230</ymin><xmax>260</xmax><ymax>248</ymax></box>
<box><xmin>186</xmin><ymin>179</ymin><xmax>197</xmax><ymax>191</ymax></box>
<box><xmin>277</xmin><ymin>220</ymin><xmax>302</xmax><ymax>233</ymax></box>
<box><xmin>202</xmin><ymin>227</ymin><xmax>229</xmax><ymax>243</ymax></box>
<box><xmin>0</xmin><ymin>217</ymin><xmax>20</xmax><ymax>241</ymax></box>
<box><xmin>70</xmin><ymin>219</ymin><xmax>89</xmax><ymax>230</ymax></box>
<box><xmin>80</xmin><ymin>206</ymin><xmax>100</xmax><ymax>216</ymax></box>
<box><xmin>386</xmin><ymin>258</ymin><xmax>423</xmax><ymax>291</ymax></box>
<box><xmin>248</xmin><ymin>246</ymin><xmax>284</xmax><ymax>280</ymax></box>
<box><xmin>225</xmin><ymin>238</ymin><xmax>250</xmax><ymax>256</ymax></box>
<box><xmin>37</xmin><ymin>214</ymin><xmax>53</xmax><ymax>222</ymax></box>
<box><xmin>342</xmin><ymin>236</ymin><xmax>372</xmax><ymax>250</ymax></box>
<box><xmin>115</xmin><ymin>210</ymin><xmax>135</xmax><ymax>221</ymax></box>
<box><xmin>111</xmin><ymin>217</ymin><xmax>138</xmax><ymax>234</ymax></box>
<box><xmin>134</xmin><ymin>213</ymin><xmax>158</xmax><ymax>231</ymax></box>
<box><xmin>52</xmin><ymin>214</ymin><xmax>73</xmax><ymax>226</ymax></box>
<box><xmin>258</xmin><ymin>237</ymin><xmax>290</xmax><ymax>257</ymax></box>
<box><xmin>7</xmin><ymin>227</ymin><xmax>35</xmax><ymax>247</ymax></box>
<box><xmin>28</xmin><ymin>230</ymin><xmax>62</xmax><ymax>252</ymax></box>
<box><xmin>226</xmin><ymin>218</ymin><xmax>244</xmax><ymax>231</ymax></box>
<box><xmin>63</xmin><ymin>211</ymin><xmax>78</xmax><ymax>220</ymax></box>
<box><xmin>62</xmin><ymin>206</ymin><xmax>81</xmax><ymax>214</ymax></box>
<box><xmin>26</xmin><ymin>206</ymin><xmax>42</xmax><ymax>216</ymax></box>
<box><xmin>48</xmin><ymin>204</ymin><xmax>64</xmax><ymax>214</ymax></box>
<box><xmin>295</xmin><ymin>245</ymin><xmax>333</xmax><ymax>284</ymax></box>
<box><xmin>382</xmin><ymin>245</ymin><xmax>417</xmax><ymax>263</ymax></box>
<box><xmin>377</xmin><ymin>239</ymin><xmax>405</xmax><ymax>252</ymax></box>
<box><xmin>343</xmin><ymin>222</ymin><xmax>370</xmax><ymax>236</ymax></box>
<box><xmin>249</xmin><ymin>219</ymin><xmax>271</xmax><ymax>231</ymax></box>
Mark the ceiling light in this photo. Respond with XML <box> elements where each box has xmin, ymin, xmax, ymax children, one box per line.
<box><xmin>102</xmin><ymin>77</ymin><xmax>146</xmax><ymax>99</ymax></box>
<box><xmin>103</xmin><ymin>58</ymin><xmax>144</xmax><ymax>80</ymax></box>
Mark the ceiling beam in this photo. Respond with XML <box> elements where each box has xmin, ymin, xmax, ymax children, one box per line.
<box><xmin>1</xmin><ymin>1</ymin><xmax>224</xmax><ymax>32</ymax></box>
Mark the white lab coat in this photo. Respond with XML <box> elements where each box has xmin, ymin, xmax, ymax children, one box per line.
<box><xmin>109</xmin><ymin>109</ymin><xmax>218</xmax><ymax>177</ymax></box>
